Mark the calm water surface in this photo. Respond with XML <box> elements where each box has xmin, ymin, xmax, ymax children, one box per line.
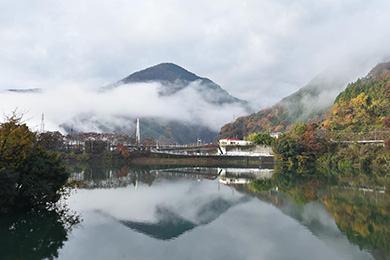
<box><xmin>1</xmin><ymin>166</ymin><xmax>389</xmax><ymax>260</ymax></box>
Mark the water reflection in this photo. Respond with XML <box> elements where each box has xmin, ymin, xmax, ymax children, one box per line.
<box><xmin>117</xmin><ymin>196</ymin><xmax>249</xmax><ymax>240</ymax></box>
<box><xmin>70</xmin><ymin>166</ymin><xmax>254</xmax><ymax>241</ymax></box>
<box><xmin>218</xmin><ymin>168</ymin><xmax>274</xmax><ymax>185</ymax></box>
<box><xmin>240</xmin><ymin>168</ymin><xmax>390</xmax><ymax>260</ymax></box>
<box><xmin>69</xmin><ymin>166</ymin><xmax>275</xmax><ymax>189</ymax></box>
<box><xmin>0</xmin><ymin>208</ymin><xmax>80</xmax><ymax>260</ymax></box>
<box><xmin>62</xmin><ymin>165</ymin><xmax>390</xmax><ymax>260</ymax></box>
<box><xmin>119</xmin><ymin>206</ymin><xmax>197</xmax><ymax>240</ymax></box>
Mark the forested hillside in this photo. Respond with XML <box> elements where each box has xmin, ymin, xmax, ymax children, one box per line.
<box><xmin>219</xmin><ymin>65</ymin><xmax>363</xmax><ymax>139</ymax></box>
<box><xmin>270</xmin><ymin>62</ymin><xmax>390</xmax><ymax>170</ymax></box>
<box><xmin>325</xmin><ymin>62</ymin><xmax>390</xmax><ymax>134</ymax></box>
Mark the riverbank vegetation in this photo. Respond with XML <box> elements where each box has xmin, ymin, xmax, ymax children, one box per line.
<box><xmin>269</xmin><ymin>121</ymin><xmax>390</xmax><ymax>172</ymax></box>
<box><xmin>250</xmin><ymin>63</ymin><xmax>390</xmax><ymax>172</ymax></box>
<box><xmin>0</xmin><ymin>114</ymin><xmax>69</xmax><ymax>214</ymax></box>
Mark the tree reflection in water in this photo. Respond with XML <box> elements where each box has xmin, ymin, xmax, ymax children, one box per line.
<box><xmin>241</xmin><ymin>166</ymin><xmax>390</xmax><ymax>259</ymax></box>
<box><xmin>0</xmin><ymin>207</ymin><xmax>81</xmax><ymax>260</ymax></box>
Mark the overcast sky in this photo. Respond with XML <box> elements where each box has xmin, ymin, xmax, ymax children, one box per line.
<box><xmin>1</xmin><ymin>0</ymin><xmax>390</xmax><ymax>111</ymax></box>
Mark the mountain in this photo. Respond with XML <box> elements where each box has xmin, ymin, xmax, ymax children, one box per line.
<box><xmin>103</xmin><ymin>62</ymin><xmax>249</xmax><ymax>106</ymax></box>
<box><xmin>63</xmin><ymin>63</ymin><xmax>250</xmax><ymax>144</ymax></box>
<box><xmin>120</xmin><ymin>62</ymin><xmax>205</xmax><ymax>84</ymax></box>
<box><xmin>219</xmin><ymin>62</ymin><xmax>370</xmax><ymax>139</ymax></box>
<box><xmin>366</xmin><ymin>62</ymin><xmax>390</xmax><ymax>81</ymax></box>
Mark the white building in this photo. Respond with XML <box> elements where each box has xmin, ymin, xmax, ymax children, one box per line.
<box><xmin>218</xmin><ymin>139</ymin><xmax>252</xmax><ymax>146</ymax></box>
<box><xmin>218</xmin><ymin>138</ymin><xmax>273</xmax><ymax>156</ymax></box>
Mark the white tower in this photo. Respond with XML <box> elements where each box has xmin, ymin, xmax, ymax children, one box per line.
<box><xmin>40</xmin><ymin>113</ymin><xmax>45</xmax><ymax>134</ymax></box>
<box><xmin>136</xmin><ymin>118</ymin><xmax>141</xmax><ymax>144</ymax></box>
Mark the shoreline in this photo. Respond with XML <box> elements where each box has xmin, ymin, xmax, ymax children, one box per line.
<box><xmin>61</xmin><ymin>150</ymin><xmax>275</xmax><ymax>168</ymax></box>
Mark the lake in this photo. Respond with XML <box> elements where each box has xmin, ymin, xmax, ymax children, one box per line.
<box><xmin>1</xmin><ymin>165</ymin><xmax>389</xmax><ymax>260</ymax></box>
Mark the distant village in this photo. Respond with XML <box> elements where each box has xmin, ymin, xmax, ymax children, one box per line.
<box><xmin>37</xmin><ymin>131</ymin><xmax>156</xmax><ymax>153</ymax></box>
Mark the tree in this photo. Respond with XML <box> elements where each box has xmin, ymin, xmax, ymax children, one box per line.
<box><xmin>272</xmin><ymin>134</ymin><xmax>301</xmax><ymax>164</ymax></box>
<box><xmin>291</xmin><ymin>122</ymin><xmax>307</xmax><ymax>136</ymax></box>
<box><xmin>0</xmin><ymin>115</ymin><xmax>35</xmax><ymax>169</ymax></box>
<box><xmin>384</xmin><ymin>138</ymin><xmax>390</xmax><ymax>150</ymax></box>
<box><xmin>383</xmin><ymin>117</ymin><xmax>390</xmax><ymax>128</ymax></box>
<box><xmin>38</xmin><ymin>131</ymin><xmax>65</xmax><ymax>152</ymax></box>
<box><xmin>383</xmin><ymin>81</ymin><xmax>390</xmax><ymax>97</ymax></box>
<box><xmin>300</xmin><ymin>124</ymin><xmax>325</xmax><ymax>157</ymax></box>
<box><xmin>116</xmin><ymin>143</ymin><xmax>130</xmax><ymax>159</ymax></box>
<box><xmin>245</xmin><ymin>132</ymin><xmax>273</xmax><ymax>146</ymax></box>
<box><xmin>0</xmin><ymin>114</ymin><xmax>69</xmax><ymax>214</ymax></box>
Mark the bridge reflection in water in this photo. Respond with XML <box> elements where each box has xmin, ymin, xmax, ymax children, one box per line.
<box><xmin>70</xmin><ymin>166</ymin><xmax>274</xmax><ymax>190</ymax></box>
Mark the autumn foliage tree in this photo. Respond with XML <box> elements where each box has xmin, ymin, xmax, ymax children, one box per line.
<box><xmin>116</xmin><ymin>143</ymin><xmax>130</xmax><ymax>159</ymax></box>
<box><xmin>383</xmin><ymin>117</ymin><xmax>390</xmax><ymax>128</ymax></box>
<box><xmin>0</xmin><ymin>114</ymin><xmax>68</xmax><ymax>214</ymax></box>
<box><xmin>384</xmin><ymin>138</ymin><xmax>390</xmax><ymax>150</ymax></box>
<box><xmin>272</xmin><ymin>134</ymin><xmax>301</xmax><ymax>165</ymax></box>
<box><xmin>300</xmin><ymin>124</ymin><xmax>325</xmax><ymax>157</ymax></box>
<box><xmin>245</xmin><ymin>131</ymin><xmax>273</xmax><ymax>145</ymax></box>
<box><xmin>273</xmin><ymin>123</ymin><xmax>326</xmax><ymax>167</ymax></box>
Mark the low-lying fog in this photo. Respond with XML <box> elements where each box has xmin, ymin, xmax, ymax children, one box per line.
<box><xmin>0</xmin><ymin>81</ymin><xmax>248</xmax><ymax>133</ymax></box>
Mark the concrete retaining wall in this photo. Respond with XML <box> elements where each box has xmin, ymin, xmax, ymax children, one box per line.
<box><xmin>221</xmin><ymin>145</ymin><xmax>273</xmax><ymax>155</ymax></box>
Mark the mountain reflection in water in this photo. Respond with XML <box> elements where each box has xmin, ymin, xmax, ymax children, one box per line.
<box><xmin>117</xmin><ymin>196</ymin><xmax>250</xmax><ymax>240</ymax></box>
<box><xmin>59</xmin><ymin>165</ymin><xmax>390</xmax><ymax>260</ymax></box>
